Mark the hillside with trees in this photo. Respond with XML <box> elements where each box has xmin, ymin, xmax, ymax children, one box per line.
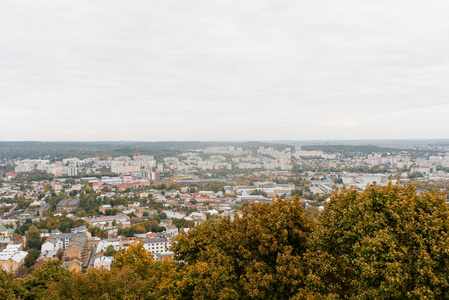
<box><xmin>1</xmin><ymin>184</ymin><xmax>449</xmax><ymax>299</ymax></box>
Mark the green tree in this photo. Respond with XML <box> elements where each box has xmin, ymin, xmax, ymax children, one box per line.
<box><xmin>305</xmin><ymin>184</ymin><xmax>449</xmax><ymax>299</ymax></box>
<box><xmin>167</xmin><ymin>184</ymin><xmax>181</xmax><ymax>191</ymax></box>
<box><xmin>203</xmin><ymin>182</ymin><xmax>225</xmax><ymax>193</ymax></box>
<box><xmin>104</xmin><ymin>245</ymin><xmax>117</xmax><ymax>257</ymax></box>
<box><xmin>24</xmin><ymin>249</ymin><xmax>41</xmax><ymax>268</ymax></box>
<box><xmin>409</xmin><ymin>171</ymin><xmax>424</xmax><ymax>179</ymax></box>
<box><xmin>333</xmin><ymin>177</ymin><xmax>343</xmax><ymax>184</ymax></box>
<box><xmin>159</xmin><ymin>212</ymin><xmax>167</xmax><ymax>220</ymax></box>
<box><xmin>250</xmin><ymin>189</ymin><xmax>268</xmax><ymax>197</ymax></box>
<box><xmin>25</xmin><ymin>225</ymin><xmax>42</xmax><ymax>250</ymax></box>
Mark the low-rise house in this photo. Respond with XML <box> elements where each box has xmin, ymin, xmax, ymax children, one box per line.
<box><xmin>86</xmin><ymin>215</ymin><xmax>131</xmax><ymax>229</ymax></box>
<box><xmin>99</xmin><ymin>205</ymin><xmax>111</xmax><ymax>214</ymax></box>
<box><xmin>53</xmin><ymin>181</ymin><xmax>63</xmax><ymax>192</ymax></box>
<box><xmin>140</xmin><ymin>192</ymin><xmax>151</xmax><ymax>198</ymax></box>
<box><xmin>146</xmin><ymin>208</ymin><xmax>158</xmax><ymax>216</ymax></box>
<box><xmin>0</xmin><ymin>237</ymin><xmax>11</xmax><ymax>251</ymax></box>
<box><xmin>41</xmin><ymin>233</ymin><xmax>89</xmax><ymax>267</ymax></box>
<box><xmin>92</xmin><ymin>181</ymin><xmax>102</xmax><ymax>191</ymax></box>
<box><xmin>165</xmin><ymin>190</ymin><xmax>180</xmax><ymax>198</ymax></box>
<box><xmin>38</xmin><ymin>204</ymin><xmax>51</xmax><ymax>214</ymax></box>
<box><xmin>0</xmin><ymin>224</ymin><xmax>13</xmax><ymax>237</ymax></box>
<box><xmin>0</xmin><ymin>244</ymin><xmax>27</xmax><ymax>273</ymax></box>
<box><xmin>41</xmin><ymin>233</ymin><xmax>75</xmax><ymax>252</ymax></box>
<box><xmin>37</xmin><ymin>250</ymin><xmax>60</xmax><ymax>262</ymax></box>
<box><xmin>197</xmin><ymin>191</ymin><xmax>215</xmax><ymax>197</ymax></box>
<box><xmin>163</xmin><ymin>210</ymin><xmax>186</xmax><ymax>219</ymax></box>
<box><xmin>94</xmin><ymin>256</ymin><xmax>113</xmax><ymax>270</ymax></box>
<box><xmin>189</xmin><ymin>212</ymin><xmax>206</xmax><ymax>222</ymax></box>
<box><xmin>30</xmin><ymin>200</ymin><xmax>45</xmax><ymax>207</ymax></box>
<box><xmin>71</xmin><ymin>225</ymin><xmax>90</xmax><ymax>236</ymax></box>
<box><xmin>108</xmin><ymin>227</ymin><xmax>118</xmax><ymax>238</ymax></box>
<box><xmin>165</xmin><ymin>224</ymin><xmax>179</xmax><ymax>236</ymax></box>
<box><xmin>136</xmin><ymin>204</ymin><xmax>150</xmax><ymax>214</ymax></box>
<box><xmin>115</xmin><ymin>205</ymin><xmax>127</xmax><ymax>212</ymax></box>
<box><xmin>205</xmin><ymin>209</ymin><xmax>219</xmax><ymax>215</ymax></box>
<box><xmin>121</xmin><ymin>208</ymin><xmax>136</xmax><ymax>215</ymax></box>
<box><xmin>5</xmin><ymin>172</ymin><xmax>17</xmax><ymax>180</ymax></box>
<box><xmin>56</xmin><ymin>199</ymin><xmax>80</xmax><ymax>213</ymax></box>
<box><xmin>0</xmin><ymin>218</ymin><xmax>18</xmax><ymax>227</ymax></box>
<box><xmin>62</xmin><ymin>258</ymin><xmax>83</xmax><ymax>272</ymax></box>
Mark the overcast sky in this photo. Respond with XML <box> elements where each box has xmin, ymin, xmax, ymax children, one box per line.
<box><xmin>1</xmin><ymin>1</ymin><xmax>449</xmax><ymax>141</ymax></box>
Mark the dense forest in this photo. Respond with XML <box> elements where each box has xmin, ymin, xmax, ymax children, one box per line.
<box><xmin>2</xmin><ymin>184</ymin><xmax>449</xmax><ymax>299</ymax></box>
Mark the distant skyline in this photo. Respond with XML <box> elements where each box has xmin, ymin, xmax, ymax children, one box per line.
<box><xmin>1</xmin><ymin>1</ymin><xmax>449</xmax><ymax>141</ymax></box>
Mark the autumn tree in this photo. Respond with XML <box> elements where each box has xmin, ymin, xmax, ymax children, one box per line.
<box><xmin>171</xmin><ymin>196</ymin><xmax>315</xmax><ymax>299</ymax></box>
<box><xmin>114</xmin><ymin>240</ymin><xmax>155</xmax><ymax>279</ymax></box>
<box><xmin>7</xmin><ymin>184</ymin><xmax>449</xmax><ymax>299</ymax></box>
<box><xmin>47</xmin><ymin>267</ymin><xmax>146</xmax><ymax>300</ymax></box>
<box><xmin>15</xmin><ymin>266</ymin><xmax>29</xmax><ymax>279</ymax></box>
<box><xmin>18</xmin><ymin>260</ymin><xmax>70</xmax><ymax>300</ymax></box>
<box><xmin>305</xmin><ymin>184</ymin><xmax>449</xmax><ymax>299</ymax></box>
<box><xmin>0</xmin><ymin>268</ymin><xmax>17</xmax><ymax>299</ymax></box>
<box><xmin>106</xmin><ymin>240</ymin><xmax>175</xmax><ymax>299</ymax></box>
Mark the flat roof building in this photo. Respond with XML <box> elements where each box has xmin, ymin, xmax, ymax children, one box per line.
<box><xmin>56</xmin><ymin>199</ymin><xmax>80</xmax><ymax>213</ymax></box>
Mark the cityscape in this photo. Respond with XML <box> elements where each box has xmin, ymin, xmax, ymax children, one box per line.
<box><xmin>2</xmin><ymin>0</ymin><xmax>449</xmax><ymax>298</ymax></box>
<box><xmin>1</xmin><ymin>141</ymin><xmax>449</xmax><ymax>276</ymax></box>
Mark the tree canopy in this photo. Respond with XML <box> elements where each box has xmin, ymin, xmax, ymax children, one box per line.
<box><xmin>171</xmin><ymin>196</ymin><xmax>315</xmax><ymax>299</ymax></box>
<box><xmin>25</xmin><ymin>225</ymin><xmax>42</xmax><ymax>250</ymax></box>
<box><xmin>305</xmin><ymin>184</ymin><xmax>449</xmax><ymax>299</ymax></box>
<box><xmin>2</xmin><ymin>184</ymin><xmax>449</xmax><ymax>299</ymax></box>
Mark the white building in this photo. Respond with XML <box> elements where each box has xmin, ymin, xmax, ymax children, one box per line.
<box><xmin>0</xmin><ymin>244</ymin><xmax>27</xmax><ymax>272</ymax></box>
<box><xmin>94</xmin><ymin>256</ymin><xmax>113</xmax><ymax>270</ymax></box>
<box><xmin>142</xmin><ymin>237</ymin><xmax>173</xmax><ymax>260</ymax></box>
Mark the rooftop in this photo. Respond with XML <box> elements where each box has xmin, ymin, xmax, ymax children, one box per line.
<box><xmin>57</xmin><ymin>198</ymin><xmax>80</xmax><ymax>206</ymax></box>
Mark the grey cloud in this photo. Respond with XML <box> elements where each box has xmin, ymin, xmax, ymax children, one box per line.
<box><xmin>1</xmin><ymin>0</ymin><xmax>449</xmax><ymax>140</ymax></box>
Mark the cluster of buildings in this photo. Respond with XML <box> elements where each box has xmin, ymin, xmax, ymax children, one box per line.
<box><xmin>0</xmin><ymin>219</ymin><xmax>182</xmax><ymax>273</ymax></box>
<box><xmin>0</xmin><ymin>237</ymin><xmax>27</xmax><ymax>272</ymax></box>
<box><xmin>9</xmin><ymin>145</ymin><xmax>449</xmax><ymax>185</ymax></box>
<box><xmin>3</xmin><ymin>143</ymin><xmax>449</xmax><ymax>275</ymax></box>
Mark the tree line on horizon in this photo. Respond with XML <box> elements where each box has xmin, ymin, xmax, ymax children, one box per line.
<box><xmin>1</xmin><ymin>141</ymin><xmax>426</xmax><ymax>161</ymax></box>
<box><xmin>1</xmin><ymin>183</ymin><xmax>449</xmax><ymax>299</ymax></box>
<box><xmin>0</xmin><ymin>141</ymin><xmax>274</xmax><ymax>160</ymax></box>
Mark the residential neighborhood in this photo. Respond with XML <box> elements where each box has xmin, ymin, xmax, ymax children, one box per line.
<box><xmin>2</xmin><ymin>142</ymin><xmax>449</xmax><ymax>276</ymax></box>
